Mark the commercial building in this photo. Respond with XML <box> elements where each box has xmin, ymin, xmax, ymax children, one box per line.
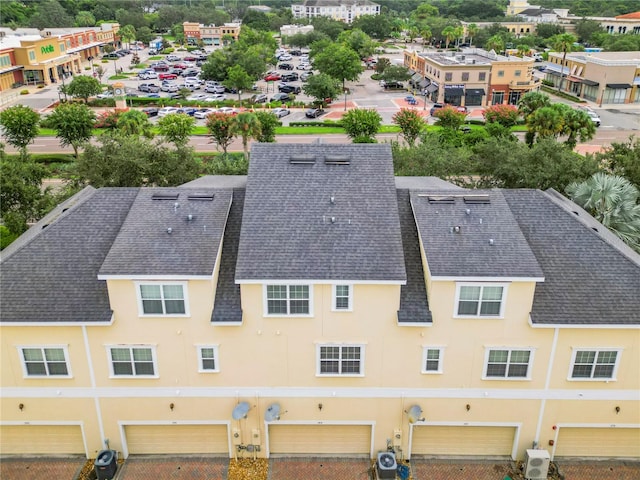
<box><xmin>544</xmin><ymin>51</ymin><xmax>640</xmax><ymax>104</ymax></box>
<box><xmin>2</xmin><ymin>144</ymin><xmax>639</xmax><ymax>462</ymax></box>
<box><xmin>183</xmin><ymin>21</ymin><xmax>241</xmax><ymax>46</ymax></box>
<box><xmin>291</xmin><ymin>0</ymin><xmax>380</xmax><ymax>24</ymax></box>
<box><xmin>405</xmin><ymin>48</ymin><xmax>540</xmax><ymax>107</ymax></box>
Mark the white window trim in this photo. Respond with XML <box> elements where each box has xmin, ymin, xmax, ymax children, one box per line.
<box><xmin>17</xmin><ymin>345</ymin><xmax>72</xmax><ymax>378</ymax></box>
<box><xmin>568</xmin><ymin>347</ymin><xmax>622</xmax><ymax>382</ymax></box>
<box><xmin>106</xmin><ymin>345</ymin><xmax>158</xmax><ymax>378</ymax></box>
<box><xmin>263</xmin><ymin>283</ymin><xmax>313</xmax><ymax>317</ymax></box>
<box><xmin>482</xmin><ymin>347</ymin><xmax>535</xmax><ymax>381</ymax></box>
<box><xmin>197</xmin><ymin>345</ymin><xmax>220</xmax><ymax>373</ymax></box>
<box><xmin>421</xmin><ymin>346</ymin><xmax>445</xmax><ymax>374</ymax></box>
<box><xmin>454</xmin><ymin>282</ymin><xmax>509</xmax><ymax>319</ymax></box>
<box><xmin>316</xmin><ymin>343</ymin><xmax>365</xmax><ymax>377</ymax></box>
<box><xmin>135</xmin><ymin>281</ymin><xmax>190</xmax><ymax>317</ymax></box>
<box><xmin>332</xmin><ymin>284</ymin><xmax>353</xmax><ymax>312</ymax></box>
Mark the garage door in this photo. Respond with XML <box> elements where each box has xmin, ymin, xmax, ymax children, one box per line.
<box><xmin>269</xmin><ymin>425</ymin><xmax>371</xmax><ymax>455</ymax></box>
<box><xmin>0</xmin><ymin>425</ymin><xmax>85</xmax><ymax>455</ymax></box>
<box><xmin>412</xmin><ymin>426</ymin><xmax>515</xmax><ymax>457</ymax></box>
<box><xmin>125</xmin><ymin>425</ymin><xmax>228</xmax><ymax>455</ymax></box>
<box><xmin>555</xmin><ymin>428</ymin><xmax>640</xmax><ymax>458</ymax></box>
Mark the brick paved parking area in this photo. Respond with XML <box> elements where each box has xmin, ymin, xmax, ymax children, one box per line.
<box><xmin>412</xmin><ymin>459</ymin><xmax>513</xmax><ymax>480</ymax></box>
<box><xmin>268</xmin><ymin>457</ymin><xmax>371</xmax><ymax>480</ymax></box>
<box><xmin>0</xmin><ymin>456</ymin><xmax>86</xmax><ymax>480</ymax></box>
<box><xmin>114</xmin><ymin>455</ymin><xmax>228</xmax><ymax>480</ymax></box>
<box><xmin>557</xmin><ymin>460</ymin><xmax>640</xmax><ymax>480</ymax></box>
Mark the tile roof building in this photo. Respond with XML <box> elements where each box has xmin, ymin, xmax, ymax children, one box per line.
<box><xmin>1</xmin><ymin>144</ymin><xmax>639</xmax><ymax>462</ymax></box>
<box><xmin>291</xmin><ymin>0</ymin><xmax>380</xmax><ymax>24</ymax></box>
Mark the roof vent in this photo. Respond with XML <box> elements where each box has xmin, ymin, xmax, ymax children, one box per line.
<box><xmin>152</xmin><ymin>193</ymin><xmax>179</xmax><ymax>200</ymax></box>
<box><xmin>426</xmin><ymin>196</ymin><xmax>455</xmax><ymax>204</ymax></box>
<box><xmin>324</xmin><ymin>155</ymin><xmax>351</xmax><ymax>165</ymax></box>
<box><xmin>463</xmin><ymin>194</ymin><xmax>490</xmax><ymax>204</ymax></box>
<box><xmin>289</xmin><ymin>155</ymin><xmax>316</xmax><ymax>164</ymax></box>
<box><xmin>187</xmin><ymin>193</ymin><xmax>214</xmax><ymax>201</ymax></box>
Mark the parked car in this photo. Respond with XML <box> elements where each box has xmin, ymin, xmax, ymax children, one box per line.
<box><xmin>279</xmin><ymin>63</ymin><xmax>294</xmax><ymax>70</ymax></box>
<box><xmin>300</xmin><ymin>72</ymin><xmax>314</xmax><ymax>81</ymax></box>
<box><xmin>183</xmin><ymin>55</ymin><xmax>197</xmax><ymax>62</ymax></box>
<box><xmin>250</xmin><ymin>93</ymin><xmax>268</xmax><ymax>103</ymax></box>
<box><xmin>278</xmin><ymin>84</ymin><xmax>301</xmax><ymax>94</ymax></box>
<box><xmin>182</xmin><ymin>69</ymin><xmax>200</xmax><ymax>77</ymax></box>
<box><xmin>281</xmin><ymin>72</ymin><xmax>299</xmax><ymax>82</ymax></box>
<box><xmin>166</xmin><ymin>54</ymin><xmax>180</xmax><ymax>62</ymax></box>
<box><xmin>305</xmin><ymin>107</ymin><xmax>325</xmax><ymax>118</ymax></box>
<box><xmin>186</xmin><ymin>93</ymin><xmax>208</xmax><ymax>101</ymax></box>
<box><xmin>272</xmin><ymin>107</ymin><xmax>290</xmax><ymax>118</ymax></box>
<box><xmin>158</xmin><ymin>72</ymin><xmax>178</xmax><ymax>80</ymax></box>
<box><xmin>270</xmin><ymin>93</ymin><xmax>291</xmax><ymax>102</ymax></box>
<box><xmin>203</xmin><ymin>94</ymin><xmax>226</xmax><ymax>102</ymax></box>
<box><xmin>148</xmin><ymin>49</ymin><xmax>158</xmax><ymax>55</ymax></box>
<box><xmin>138</xmin><ymin>71</ymin><xmax>158</xmax><ymax>80</ymax></box>
<box><xmin>139</xmin><ymin>83</ymin><xmax>160</xmax><ymax>93</ymax></box>
<box><xmin>429</xmin><ymin>103</ymin><xmax>444</xmax><ymax>116</ymax></box>
<box><xmin>142</xmin><ymin>107</ymin><xmax>159</xmax><ymax>117</ymax></box>
<box><xmin>296</xmin><ymin>63</ymin><xmax>313</xmax><ymax>71</ymax></box>
<box><xmin>383</xmin><ymin>81</ymin><xmax>404</xmax><ymax>90</ymax></box>
<box><xmin>264</xmin><ymin>73</ymin><xmax>282</xmax><ymax>81</ymax></box>
<box><xmin>161</xmin><ymin>83</ymin><xmax>179</xmax><ymax>92</ymax></box>
<box><xmin>578</xmin><ymin>107</ymin><xmax>601</xmax><ymax>127</ymax></box>
<box><xmin>102</xmin><ymin>53</ymin><xmax>119</xmax><ymax>59</ymax></box>
<box><xmin>216</xmin><ymin>107</ymin><xmax>238</xmax><ymax>115</ymax></box>
<box><xmin>153</xmin><ymin>64</ymin><xmax>170</xmax><ymax>72</ymax></box>
<box><xmin>158</xmin><ymin>107</ymin><xmax>179</xmax><ymax>117</ymax></box>
<box><xmin>205</xmin><ymin>84</ymin><xmax>225</xmax><ymax>94</ymax></box>
<box><xmin>96</xmin><ymin>91</ymin><xmax>113</xmax><ymax>99</ymax></box>
<box><xmin>194</xmin><ymin>108</ymin><xmax>216</xmax><ymax>119</ymax></box>
<box><xmin>177</xmin><ymin>107</ymin><xmax>197</xmax><ymax>116</ymax></box>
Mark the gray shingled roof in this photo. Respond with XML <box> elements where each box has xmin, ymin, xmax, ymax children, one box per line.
<box><xmin>503</xmin><ymin>189</ymin><xmax>640</xmax><ymax>325</ymax></box>
<box><xmin>236</xmin><ymin>144</ymin><xmax>406</xmax><ymax>282</ymax></box>
<box><xmin>99</xmin><ymin>188</ymin><xmax>232</xmax><ymax>277</ymax></box>
<box><xmin>410</xmin><ymin>189</ymin><xmax>544</xmax><ymax>279</ymax></box>
<box><xmin>0</xmin><ymin>188</ymin><xmax>139</xmax><ymax>323</ymax></box>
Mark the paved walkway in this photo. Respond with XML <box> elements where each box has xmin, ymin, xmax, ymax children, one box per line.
<box><xmin>0</xmin><ymin>456</ymin><xmax>86</xmax><ymax>480</ymax></box>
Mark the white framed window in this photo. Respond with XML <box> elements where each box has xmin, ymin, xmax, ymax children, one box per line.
<box><xmin>317</xmin><ymin>344</ymin><xmax>364</xmax><ymax>376</ymax></box>
<box><xmin>19</xmin><ymin>346</ymin><xmax>71</xmax><ymax>377</ymax></box>
<box><xmin>108</xmin><ymin>346</ymin><xmax>157</xmax><ymax>377</ymax></box>
<box><xmin>455</xmin><ymin>283</ymin><xmax>507</xmax><ymax>318</ymax></box>
<box><xmin>421</xmin><ymin>347</ymin><xmax>444</xmax><ymax>374</ymax></box>
<box><xmin>569</xmin><ymin>348</ymin><xmax>621</xmax><ymax>380</ymax></box>
<box><xmin>136</xmin><ymin>282</ymin><xmax>188</xmax><ymax>316</ymax></box>
<box><xmin>197</xmin><ymin>345</ymin><xmax>219</xmax><ymax>373</ymax></box>
<box><xmin>332</xmin><ymin>284</ymin><xmax>352</xmax><ymax>311</ymax></box>
<box><xmin>264</xmin><ymin>284</ymin><xmax>312</xmax><ymax>316</ymax></box>
<box><xmin>483</xmin><ymin>348</ymin><xmax>533</xmax><ymax>380</ymax></box>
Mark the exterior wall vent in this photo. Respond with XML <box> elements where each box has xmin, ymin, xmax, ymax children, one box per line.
<box><xmin>151</xmin><ymin>193</ymin><xmax>179</xmax><ymax>200</ymax></box>
<box><xmin>289</xmin><ymin>155</ymin><xmax>316</xmax><ymax>164</ymax></box>
<box><xmin>324</xmin><ymin>156</ymin><xmax>351</xmax><ymax>165</ymax></box>
<box><xmin>463</xmin><ymin>194</ymin><xmax>490</xmax><ymax>204</ymax></box>
<box><xmin>187</xmin><ymin>194</ymin><xmax>214</xmax><ymax>201</ymax></box>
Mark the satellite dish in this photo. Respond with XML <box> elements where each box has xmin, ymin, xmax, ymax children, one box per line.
<box><xmin>407</xmin><ymin>404</ymin><xmax>424</xmax><ymax>424</ymax></box>
<box><xmin>265</xmin><ymin>402</ymin><xmax>281</xmax><ymax>422</ymax></box>
<box><xmin>232</xmin><ymin>401</ymin><xmax>250</xmax><ymax>420</ymax></box>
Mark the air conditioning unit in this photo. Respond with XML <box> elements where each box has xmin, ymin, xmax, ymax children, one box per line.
<box><xmin>524</xmin><ymin>449</ymin><xmax>550</xmax><ymax>480</ymax></box>
<box><xmin>376</xmin><ymin>451</ymin><xmax>397</xmax><ymax>479</ymax></box>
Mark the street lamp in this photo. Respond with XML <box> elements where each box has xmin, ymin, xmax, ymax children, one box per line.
<box><xmin>344</xmin><ymin>87</ymin><xmax>348</xmax><ymax>111</ymax></box>
<box><xmin>423</xmin><ymin>88</ymin><xmax>428</xmax><ymax>110</ymax></box>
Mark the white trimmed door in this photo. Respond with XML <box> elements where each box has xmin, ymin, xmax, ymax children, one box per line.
<box><xmin>555</xmin><ymin>428</ymin><xmax>640</xmax><ymax>458</ymax></box>
<box><xmin>0</xmin><ymin>425</ymin><xmax>85</xmax><ymax>455</ymax></box>
<box><xmin>412</xmin><ymin>425</ymin><xmax>516</xmax><ymax>457</ymax></box>
<box><xmin>269</xmin><ymin>424</ymin><xmax>371</xmax><ymax>456</ymax></box>
<box><xmin>125</xmin><ymin>425</ymin><xmax>228</xmax><ymax>455</ymax></box>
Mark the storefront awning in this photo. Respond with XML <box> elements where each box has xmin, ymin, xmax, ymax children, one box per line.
<box><xmin>607</xmin><ymin>83</ymin><xmax>631</xmax><ymax>89</ymax></box>
<box><xmin>419</xmin><ymin>79</ymin><xmax>430</xmax><ymax>88</ymax></box>
<box><xmin>411</xmin><ymin>72</ymin><xmax>422</xmax><ymax>82</ymax></box>
<box><xmin>444</xmin><ymin>87</ymin><xmax>464</xmax><ymax>96</ymax></box>
<box><xmin>581</xmin><ymin>79</ymin><xmax>599</xmax><ymax>86</ymax></box>
<box><xmin>465</xmin><ymin>88</ymin><xmax>485</xmax><ymax>96</ymax></box>
<box><xmin>426</xmin><ymin>84</ymin><xmax>438</xmax><ymax>93</ymax></box>
<box><xmin>0</xmin><ymin>65</ymin><xmax>24</xmax><ymax>75</ymax></box>
<box><xmin>545</xmin><ymin>69</ymin><xmax>560</xmax><ymax>76</ymax></box>
<box><xmin>566</xmin><ymin>75</ymin><xmax>582</xmax><ymax>82</ymax></box>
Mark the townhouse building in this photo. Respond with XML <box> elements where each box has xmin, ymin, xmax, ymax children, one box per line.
<box><xmin>291</xmin><ymin>0</ymin><xmax>380</xmax><ymax>24</ymax></box>
<box><xmin>405</xmin><ymin>48</ymin><xmax>540</xmax><ymax>107</ymax></box>
<box><xmin>544</xmin><ymin>51</ymin><xmax>640</xmax><ymax>104</ymax></box>
<box><xmin>183</xmin><ymin>21</ymin><xmax>241</xmax><ymax>46</ymax></box>
<box><xmin>1</xmin><ymin>144</ymin><xmax>639</xmax><ymax>463</ymax></box>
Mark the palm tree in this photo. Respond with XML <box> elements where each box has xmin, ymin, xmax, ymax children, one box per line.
<box><xmin>566</xmin><ymin>173</ymin><xmax>640</xmax><ymax>253</ymax></box>
<box><xmin>119</xmin><ymin>25</ymin><xmax>136</xmax><ymax>50</ymax></box>
<box><xmin>517</xmin><ymin>91</ymin><xmax>551</xmax><ymax>121</ymax></box>
<box><xmin>485</xmin><ymin>35</ymin><xmax>505</xmax><ymax>53</ymax></box>
<box><xmin>561</xmin><ymin>108</ymin><xmax>596</xmax><ymax>149</ymax></box>
<box><xmin>517</xmin><ymin>44</ymin><xmax>530</xmax><ymax>57</ymax></box>
<box><xmin>467</xmin><ymin>23</ymin><xmax>479</xmax><ymax>46</ymax></box>
<box><xmin>442</xmin><ymin>26</ymin><xmax>456</xmax><ymax>49</ymax></box>
<box><xmin>453</xmin><ymin>26</ymin><xmax>464</xmax><ymax>47</ymax></box>
<box><xmin>116</xmin><ymin>110</ymin><xmax>153</xmax><ymax>138</ymax></box>
<box><xmin>420</xmin><ymin>26</ymin><xmax>432</xmax><ymax>50</ymax></box>
<box><xmin>233</xmin><ymin>112</ymin><xmax>262</xmax><ymax>161</ymax></box>
<box><xmin>551</xmin><ymin>33</ymin><xmax>577</xmax><ymax>92</ymax></box>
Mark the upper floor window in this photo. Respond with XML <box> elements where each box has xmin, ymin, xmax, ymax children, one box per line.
<box><xmin>318</xmin><ymin>344</ymin><xmax>364</xmax><ymax>376</ymax></box>
<box><xmin>332</xmin><ymin>284</ymin><xmax>352</xmax><ymax>311</ymax></box>
<box><xmin>479</xmin><ymin>72</ymin><xmax>486</xmax><ymax>81</ymax></box>
<box><xmin>497</xmin><ymin>70</ymin><xmax>505</xmax><ymax>77</ymax></box>
<box><xmin>109</xmin><ymin>346</ymin><xmax>156</xmax><ymax>377</ymax></box>
<box><xmin>137</xmin><ymin>282</ymin><xmax>187</xmax><ymax>316</ymax></box>
<box><xmin>20</xmin><ymin>346</ymin><xmax>70</xmax><ymax>377</ymax></box>
<box><xmin>197</xmin><ymin>346</ymin><xmax>219</xmax><ymax>373</ymax></box>
<box><xmin>455</xmin><ymin>284</ymin><xmax>506</xmax><ymax>318</ymax></box>
<box><xmin>570</xmin><ymin>349</ymin><xmax>620</xmax><ymax>380</ymax></box>
<box><xmin>28</xmin><ymin>50</ymin><xmax>36</xmax><ymax>61</ymax></box>
<box><xmin>484</xmin><ymin>348</ymin><xmax>532</xmax><ymax>379</ymax></box>
<box><xmin>515</xmin><ymin>70</ymin><xmax>521</xmax><ymax>77</ymax></box>
<box><xmin>445</xmin><ymin>72</ymin><xmax>452</xmax><ymax>81</ymax></box>
<box><xmin>265</xmin><ymin>284</ymin><xmax>311</xmax><ymax>316</ymax></box>
<box><xmin>462</xmin><ymin>72</ymin><xmax>469</xmax><ymax>81</ymax></box>
<box><xmin>422</xmin><ymin>347</ymin><xmax>444</xmax><ymax>374</ymax></box>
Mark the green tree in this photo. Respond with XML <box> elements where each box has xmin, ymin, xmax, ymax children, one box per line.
<box><xmin>550</xmin><ymin>33</ymin><xmax>578</xmax><ymax>92</ymax></box>
<box><xmin>434</xmin><ymin>106</ymin><xmax>466</xmax><ymax>130</ymax></box>
<box><xmin>467</xmin><ymin>23</ymin><xmax>479</xmax><ymax>46</ymax></box>
<box><xmin>485</xmin><ymin>34</ymin><xmax>505</xmax><ymax>53</ymax></box>
<box><xmin>518</xmin><ymin>91</ymin><xmax>552</xmax><ymax>145</ymax></box>
<box><xmin>116</xmin><ymin>109</ymin><xmax>153</xmax><ymax>138</ymax></box>
<box><xmin>341</xmin><ymin>108</ymin><xmax>382</xmax><ymax>143</ymax></box>
<box><xmin>29</xmin><ymin>0</ymin><xmax>73</xmax><ymax>30</ymax></box>
<box><xmin>442</xmin><ymin>26</ymin><xmax>456</xmax><ymax>49</ymax></box>
<box><xmin>232</xmin><ymin>112</ymin><xmax>261</xmax><ymax>161</ymax></box>
<box><xmin>64</xmin><ymin>75</ymin><xmax>102</xmax><ymax>103</ymax></box>
<box><xmin>351</xmin><ymin>14</ymin><xmax>392</xmax><ymax>39</ymax></box>
<box><xmin>483</xmin><ymin>104</ymin><xmax>519</xmax><ymax>127</ymax></box>
<box><xmin>302</xmin><ymin>73</ymin><xmax>342</xmax><ymax>109</ymax></box>
<box><xmin>392</xmin><ymin>109</ymin><xmax>426</xmax><ymax>147</ymax></box>
<box><xmin>374</xmin><ymin>57</ymin><xmax>391</xmax><ymax>74</ymax></box>
<box><xmin>0</xmin><ymin>105</ymin><xmax>40</xmax><ymax>159</ymax></box>
<box><xmin>566</xmin><ymin>173</ymin><xmax>640</xmax><ymax>253</ymax></box>
<box><xmin>313</xmin><ymin>43</ymin><xmax>363</xmax><ymax>94</ymax></box>
<box><xmin>597</xmin><ymin>137</ymin><xmax>640</xmax><ymax>188</ymax></box>
<box><xmin>254</xmin><ymin>111</ymin><xmax>279</xmax><ymax>143</ymax></box>
<box><xmin>420</xmin><ymin>26</ymin><xmax>433</xmax><ymax>49</ymax></box>
<box><xmin>157</xmin><ymin>113</ymin><xmax>195</xmax><ymax>148</ymax></box>
<box><xmin>561</xmin><ymin>107</ymin><xmax>596</xmax><ymax>149</ymax></box>
<box><xmin>574</xmin><ymin>18</ymin><xmax>605</xmax><ymax>44</ymax></box>
<box><xmin>119</xmin><ymin>24</ymin><xmax>137</xmax><ymax>49</ymax></box>
<box><xmin>337</xmin><ymin>29</ymin><xmax>376</xmax><ymax>59</ymax></box>
<box><xmin>536</xmin><ymin>23</ymin><xmax>565</xmax><ymax>40</ymax></box>
<box><xmin>528</xmin><ymin>105</ymin><xmax>566</xmax><ymax>141</ymax></box>
<box><xmin>380</xmin><ymin>65</ymin><xmax>412</xmax><ymax>84</ymax></box>
<box><xmin>75</xmin><ymin>11</ymin><xmax>96</xmax><ymax>27</ymax></box>
<box><xmin>206</xmin><ymin>112</ymin><xmax>236</xmax><ymax>159</ymax></box>
<box><xmin>47</xmin><ymin>103</ymin><xmax>96</xmax><ymax>159</ymax></box>
<box><xmin>94</xmin><ymin>66</ymin><xmax>105</xmax><ymax>83</ymax></box>
<box><xmin>136</xmin><ymin>26</ymin><xmax>154</xmax><ymax>45</ymax></box>
<box><xmin>311</xmin><ymin>16</ymin><xmax>346</xmax><ymax>40</ymax></box>
<box><xmin>225</xmin><ymin>65</ymin><xmax>254</xmax><ymax>103</ymax></box>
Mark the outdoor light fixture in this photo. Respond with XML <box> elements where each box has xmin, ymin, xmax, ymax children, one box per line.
<box><xmin>615</xmin><ymin>406</ymin><xmax>620</xmax><ymax>414</ymax></box>
<box><xmin>318</xmin><ymin>403</ymin><xmax>323</xmax><ymax>411</ymax></box>
<box><xmin>466</xmin><ymin>404</ymin><xmax>471</xmax><ymax>411</ymax></box>
<box><xmin>19</xmin><ymin>403</ymin><xmax>24</xmax><ymax>411</ymax></box>
<box><xmin>170</xmin><ymin>403</ymin><xmax>175</xmax><ymax>411</ymax></box>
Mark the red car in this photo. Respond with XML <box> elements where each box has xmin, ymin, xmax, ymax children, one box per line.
<box><xmin>158</xmin><ymin>72</ymin><xmax>178</xmax><ymax>80</ymax></box>
<box><xmin>172</xmin><ymin>63</ymin><xmax>187</xmax><ymax>70</ymax></box>
<box><xmin>264</xmin><ymin>73</ymin><xmax>281</xmax><ymax>81</ymax></box>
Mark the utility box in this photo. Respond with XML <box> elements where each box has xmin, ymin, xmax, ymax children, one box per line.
<box><xmin>251</xmin><ymin>428</ymin><xmax>261</xmax><ymax>445</ymax></box>
<box><xmin>393</xmin><ymin>429</ymin><xmax>402</xmax><ymax>448</ymax></box>
<box><xmin>94</xmin><ymin>450</ymin><xmax>117</xmax><ymax>480</ymax></box>
<box><xmin>232</xmin><ymin>428</ymin><xmax>242</xmax><ymax>446</ymax></box>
